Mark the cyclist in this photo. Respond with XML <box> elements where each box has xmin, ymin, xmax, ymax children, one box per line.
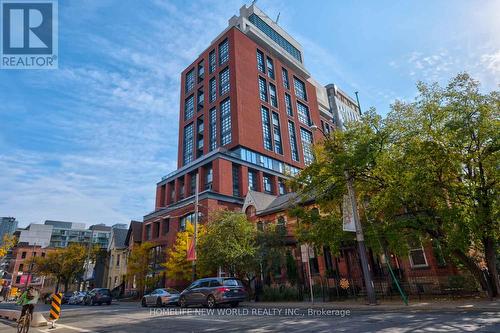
<box><xmin>16</xmin><ymin>286</ymin><xmax>39</xmax><ymax>322</ymax></box>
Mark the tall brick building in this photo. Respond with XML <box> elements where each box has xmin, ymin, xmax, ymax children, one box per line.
<box><xmin>142</xmin><ymin>4</ymin><xmax>333</xmax><ymax>287</ymax></box>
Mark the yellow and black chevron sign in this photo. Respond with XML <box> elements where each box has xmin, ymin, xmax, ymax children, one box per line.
<box><xmin>49</xmin><ymin>292</ymin><xmax>62</xmax><ymax>321</ymax></box>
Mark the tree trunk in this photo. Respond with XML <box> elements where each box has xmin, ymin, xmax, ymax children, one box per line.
<box><xmin>55</xmin><ymin>277</ymin><xmax>60</xmax><ymax>293</ymax></box>
<box><xmin>452</xmin><ymin>249</ymin><xmax>494</xmax><ymax>299</ymax></box>
<box><xmin>64</xmin><ymin>280</ymin><xmax>69</xmax><ymax>293</ymax></box>
<box><xmin>483</xmin><ymin>236</ymin><xmax>499</xmax><ymax>297</ymax></box>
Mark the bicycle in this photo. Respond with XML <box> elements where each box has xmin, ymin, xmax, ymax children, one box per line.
<box><xmin>17</xmin><ymin>309</ymin><xmax>33</xmax><ymax>333</ymax></box>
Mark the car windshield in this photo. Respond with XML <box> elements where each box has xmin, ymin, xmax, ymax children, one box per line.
<box><xmin>223</xmin><ymin>279</ymin><xmax>242</xmax><ymax>286</ymax></box>
<box><xmin>166</xmin><ymin>288</ymin><xmax>179</xmax><ymax>294</ymax></box>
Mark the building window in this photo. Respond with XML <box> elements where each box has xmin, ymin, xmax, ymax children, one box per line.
<box><xmin>162</xmin><ymin>218</ymin><xmax>170</xmax><ymax>235</ymax></box>
<box><xmin>409</xmin><ymin>241</ymin><xmax>428</xmax><ymax>268</ymax></box>
<box><xmin>145</xmin><ymin>224</ymin><xmax>151</xmax><ymax>240</ymax></box>
<box><xmin>209</xmin><ymin>77</ymin><xmax>216</xmax><ymax>103</ymax></box>
<box><xmin>220</xmin><ymin>98</ymin><xmax>232</xmax><ymax>145</ymax></box>
<box><xmin>185</xmin><ymin>68</ymin><xmax>195</xmax><ymax>93</ymax></box>
<box><xmin>197</xmin><ymin>60</ymin><xmax>204</xmax><ymax>82</ymax></box>
<box><xmin>205</xmin><ymin>166</ymin><xmax>213</xmax><ymax>190</ymax></box>
<box><xmin>266</xmin><ymin>57</ymin><xmax>274</xmax><ymax>80</ymax></box>
<box><xmin>293</xmin><ymin>77</ymin><xmax>307</xmax><ymax>101</ymax></box>
<box><xmin>258</xmin><ymin>76</ymin><xmax>268</xmax><ymax>102</ymax></box>
<box><xmin>183</xmin><ymin>123</ymin><xmax>194</xmax><ymax>165</ymax></box>
<box><xmin>209</xmin><ymin>107</ymin><xmax>217</xmax><ymax>151</ymax></box>
<box><xmin>272</xmin><ymin>112</ymin><xmax>283</xmax><ymax>154</ymax></box>
<box><xmin>219</xmin><ymin>67</ymin><xmax>230</xmax><ymax>96</ymax></box>
<box><xmin>232</xmin><ymin>164</ymin><xmax>240</xmax><ymax>197</ymax></box>
<box><xmin>285</xmin><ymin>93</ymin><xmax>293</xmax><ymax>116</ymax></box>
<box><xmin>256</xmin><ymin>49</ymin><xmax>265</xmax><ymax>73</ymax></box>
<box><xmin>282</xmin><ymin>67</ymin><xmax>290</xmax><ymax>89</ymax></box>
<box><xmin>179</xmin><ymin>179</ymin><xmax>185</xmax><ymax>199</ymax></box>
<box><xmin>21</xmin><ymin>252</ymin><xmax>26</xmax><ymax>259</ymax></box>
<box><xmin>248</xmin><ymin>169</ymin><xmax>258</xmax><ymax>190</ymax></box>
<box><xmin>278</xmin><ymin>179</ymin><xmax>286</xmax><ymax>195</ymax></box>
<box><xmin>18</xmin><ymin>263</ymin><xmax>24</xmax><ymax>272</ymax></box>
<box><xmin>154</xmin><ymin>221</ymin><xmax>160</xmax><ymax>238</ymax></box>
<box><xmin>184</xmin><ymin>95</ymin><xmax>194</xmax><ymax>121</ymax></box>
<box><xmin>190</xmin><ymin>172</ymin><xmax>197</xmax><ymax>195</ymax></box>
<box><xmin>261</xmin><ymin>106</ymin><xmax>272</xmax><ymax>151</ymax></box>
<box><xmin>269</xmin><ymin>83</ymin><xmax>278</xmax><ymax>108</ymax></box>
<box><xmin>263</xmin><ymin>175</ymin><xmax>273</xmax><ymax>193</ymax></box>
<box><xmin>197</xmin><ymin>88</ymin><xmax>204</xmax><ymax>111</ymax></box>
<box><xmin>277</xmin><ymin>216</ymin><xmax>286</xmax><ymax>233</ymax></box>
<box><xmin>16</xmin><ymin>276</ymin><xmax>21</xmax><ymax>284</ymax></box>
<box><xmin>209</xmin><ymin>50</ymin><xmax>216</xmax><ymax>73</ymax></box>
<box><xmin>300</xmin><ymin>127</ymin><xmax>314</xmax><ymax>165</ymax></box>
<box><xmin>117</xmin><ymin>254</ymin><xmax>121</xmax><ymax>266</ymax></box>
<box><xmin>297</xmin><ymin>101</ymin><xmax>311</xmax><ymax>126</ymax></box>
<box><xmin>248</xmin><ymin>14</ymin><xmax>302</xmax><ymax>62</ymax></box>
<box><xmin>218</xmin><ymin>39</ymin><xmax>229</xmax><ymax>65</ymax></box>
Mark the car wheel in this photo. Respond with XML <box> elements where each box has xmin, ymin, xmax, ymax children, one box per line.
<box><xmin>179</xmin><ymin>296</ymin><xmax>187</xmax><ymax>308</ymax></box>
<box><xmin>230</xmin><ymin>302</ymin><xmax>239</xmax><ymax>308</ymax></box>
<box><xmin>206</xmin><ymin>295</ymin><xmax>216</xmax><ymax>309</ymax></box>
<box><xmin>156</xmin><ymin>297</ymin><xmax>162</xmax><ymax>308</ymax></box>
<box><xmin>141</xmin><ymin>298</ymin><xmax>147</xmax><ymax>307</ymax></box>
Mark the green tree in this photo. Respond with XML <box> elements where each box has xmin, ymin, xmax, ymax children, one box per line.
<box><xmin>126</xmin><ymin>241</ymin><xmax>155</xmax><ymax>297</ymax></box>
<box><xmin>197</xmin><ymin>211</ymin><xmax>256</xmax><ymax>279</ymax></box>
<box><xmin>31</xmin><ymin>243</ymin><xmax>93</xmax><ymax>292</ymax></box>
<box><xmin>291</xmin><ymin>73</ymin><xmax>499</xmax><ymax>297</ymax></box>
<box><xmin>163</xmin><ymin>222</ymin><xmax>206</xmax><ymax>281</ymax></box>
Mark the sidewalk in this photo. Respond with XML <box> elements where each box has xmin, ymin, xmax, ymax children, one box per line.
<box><xmin>241</xmin><ymin>298</ymin><xmax>499</xmax><ymax>312</ymax></box>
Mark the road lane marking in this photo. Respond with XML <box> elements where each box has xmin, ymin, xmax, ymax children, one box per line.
<box><xmin>36</xmin><ymin>324</ymin><xmax>95</xmax><ymax>333</ymax></box>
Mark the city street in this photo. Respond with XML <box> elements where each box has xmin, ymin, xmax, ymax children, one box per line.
<box><xmin>0</xmin><ymin>302</ymin><xmax>498</xmax><ymax>332</ymax></box>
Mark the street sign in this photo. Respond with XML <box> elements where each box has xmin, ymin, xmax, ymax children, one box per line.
<box><xmin>342</xmin><ymin>195</ymin><xmax>356</xmax><ymax>232</ymax></box>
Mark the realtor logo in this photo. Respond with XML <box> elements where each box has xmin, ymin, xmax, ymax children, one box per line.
<box><xmin>1</xmin><ymin>0</ymin><xmax>58</xmax><ymax>69</ymax></box>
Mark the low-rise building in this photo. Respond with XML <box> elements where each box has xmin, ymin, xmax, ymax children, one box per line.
<box><xmin>105</xmin><ymin>228</ymin><xmax>128</xmax><ymax>293</ymax></box>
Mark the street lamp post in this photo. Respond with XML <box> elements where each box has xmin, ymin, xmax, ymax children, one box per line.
<box><xmin>311</xmin><ymin>94</ymin><xmax>377</xmax><ymax>304</ymax></box>
<box><xmin>192</xmin><ymin>172</ymin><xmax>200</xmax><ymax>281</ymax></box>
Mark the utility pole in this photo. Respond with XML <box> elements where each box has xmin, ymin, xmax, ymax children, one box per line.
<box><xmin>25</xmin><ymin>243</ymin><xmax>36</xmax><ymax>288</ymax></box>
<box><xmin>345</xmin><ymin>171</ymin><xmax>377</xmax><ymax>305</ymax></box>
<box><xmin>192</xmin><ymin>172</ymin><xmax>199</xmax><ymax>281</ymax></box>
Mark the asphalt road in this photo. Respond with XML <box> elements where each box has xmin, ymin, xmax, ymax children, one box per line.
<box><xmin>0</xmin><ymin>302</ymin><xmax>498</xmax><ymax>333</ymax></box>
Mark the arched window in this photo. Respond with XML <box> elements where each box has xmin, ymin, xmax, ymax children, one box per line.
<box><xmin>245</xmin><ymin>205</ymin><xmax>256</xmax><ymax>218</ymax></box>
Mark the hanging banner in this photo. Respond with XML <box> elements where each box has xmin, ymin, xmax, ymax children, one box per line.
<box><xmin>186</xmin><ymin>235</ymin><xmax>196</xmax><ymax>261</ymax></box>
<box><xmin>342</xmin><ymin>195</ymin><xmax>356</xmax><ymax>232</ymax></box>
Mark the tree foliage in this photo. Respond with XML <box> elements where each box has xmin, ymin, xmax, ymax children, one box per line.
<box><xmin>0</xmin><ymin>235</ymin><xmax>17</xmax><ymax>258</ymax></box>
<box><xmin>197</xmin><ymin>211</ymin><xmax>256</xmax><ymax>279</ymax></box>
<box><xmin>291</xmin><ymin>73</ymin><xmax>499</xmax><ymax>297</ymax></box>
<box><xmin>31</xmin><ymin>243</ymin><xmax>94</xmax><ymax>292</ymax></box>
<box><xmin>164</xmin><ymin>222</ymin><xmax>206</xmax><ymax>281</ymax></box>
<box><xmin>126</xmin><ymin>241</ymin><xmax>155</xmax><ymax>297</ymax></box>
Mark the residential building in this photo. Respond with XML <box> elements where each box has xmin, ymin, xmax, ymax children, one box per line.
<box><xmin>44</xmin><ymin>220</ymin><xmax>91</xmax><ymax>248</ymax></box>
<box><xmin>7</xmin><ymin>244</ymin><xmax>54</xmax><ymax>295</ymax></box>
<box><xmin>105</xmin><ymin>227</ymin><xmax>128</xmax><ymax>293</ymax></box>
<box><xmin>242</xmin><ymin>190</ymin><xmax>462</xmax><ymax>297</ymax></box>
<box><xmin>0</xmin><ymin>217</ymin><xmax>18</xmax><ymax>243</ymax></box>
<box><xmin>142</xmin><ymin>3</ymin><xmax>333</xmax><ymax>289</ymax></box>
<box><xmin>124</xmin><ymin>221</ymin><xmax>143</xmax><ymax>295</ymax></box>
<box><xmin>326</xmin><ymin>84</ymin><xmax>361</xmax><ymax>130</ymax></box>
<box><xmin>17</xmin><ymin>223</ymin><xmax>53</xmax><ymax>248</ymax></box>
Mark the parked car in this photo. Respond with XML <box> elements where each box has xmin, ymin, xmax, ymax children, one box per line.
<box><xmin>178</xmin><ymin>277</ymin><xmax>248</xmax><ymax>308</ymax></box>
<box><xmin>141</xmin><ymin>288</ymin><xmax>180</xmax><ymax>307</ymax></box>
<box><xmin>84</xmin><ymin>288</ymin><xmax>112</xmax><ymax>305</ymax></box>
<box><xmin>68</xmin><ymin>291</ymin><xmax>87</xmax><ymax>305</ymax></box>
<box><xmin>61</xmin><ymin>291</ymin><xmax>74</xmax><ymax>304</ymax></box>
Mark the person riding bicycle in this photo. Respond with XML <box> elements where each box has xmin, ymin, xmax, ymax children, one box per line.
<box><xmin>16</xmin><ymin>286</ymin><xmax>39</xmax><ymax>321</ymax></box>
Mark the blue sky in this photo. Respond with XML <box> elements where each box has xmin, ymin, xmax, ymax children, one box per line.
<box><xmin>1</xmin><ymin>0</ymin><xmax>499</xmax><ymax>227</ymax></box>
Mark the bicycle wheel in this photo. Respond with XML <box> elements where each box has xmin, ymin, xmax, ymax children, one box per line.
<box><xmin>24</xmin><ymin>313</ymin><xmax>31</xmax><ymax>333</ymax></box>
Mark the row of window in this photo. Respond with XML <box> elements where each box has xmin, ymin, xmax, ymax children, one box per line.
<box><xmin>185</xmin><ymin>66</ymin><xmax>230</xmax><ymax>121</ymax></box>
<box><xmin>256</xmin><ymin>49</ymin><xmax>307</xmax><ymax>102</ymax></box>
<box><xmin>185</xmin><ymin>39</ymin><xmax>229</xmax><ymax>95</ymax></box>
<box><xmin>183</xmin><ymin>98</ymin><xmax>232</xmax><ymax>166</ymax></box>
<box><xmin>247</xmin><ymin>169</ymin><xmax>287</xmax><ymax>195</ymax></box>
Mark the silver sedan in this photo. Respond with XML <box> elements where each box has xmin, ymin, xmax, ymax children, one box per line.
<box><xmin>141</xmin><ymin>288</ymin><xmax>180</xmax><ymax>307</ymax></box>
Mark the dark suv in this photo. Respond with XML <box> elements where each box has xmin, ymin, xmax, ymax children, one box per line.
<box><xmin>179</xmin><ymin>277</ymin><xmax>247</xmax><ymax>308</ymax></box>
<box><xmin>84</xmin><ymin>288</ymin><xmax>112</xmax><ymax>306</ymax></box>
